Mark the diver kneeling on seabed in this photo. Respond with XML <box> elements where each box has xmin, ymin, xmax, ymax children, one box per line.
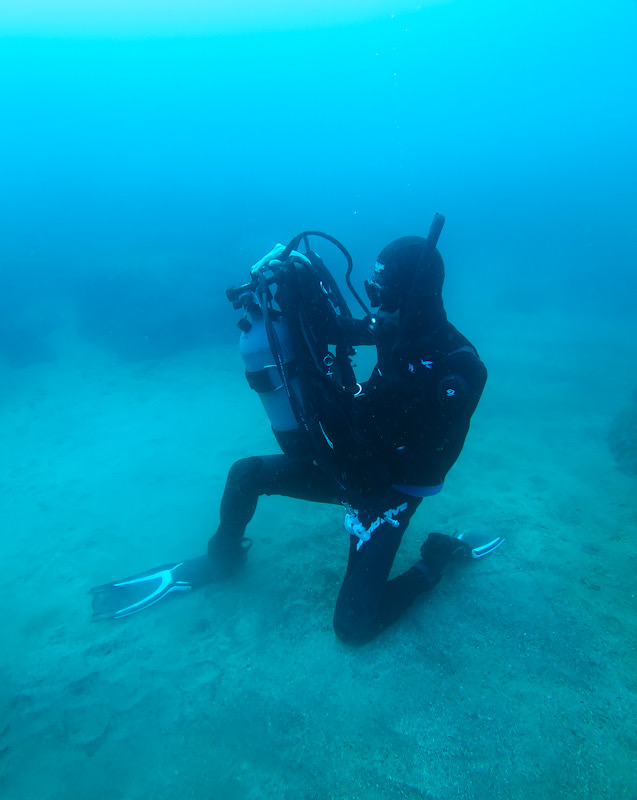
<box><xmin>91</xmin><ymin>213</ymin><xmax>504</xmax><ymax>643</ymax></box>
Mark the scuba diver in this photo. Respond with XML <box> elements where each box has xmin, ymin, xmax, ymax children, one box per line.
<box><xmin>92</xmin><ymin>214</ymin><xmax>504</xmax><ymax>644</ymax></box>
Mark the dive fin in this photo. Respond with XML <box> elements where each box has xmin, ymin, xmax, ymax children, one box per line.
<box><xmin>91</xmin><ymin>555</ymin><xmax>214</xmax><ymax>620</ymax></box>
<box><xmin>456</xmin><ymin>529</ymin><xmax>505</xmax><ymax>559</ymax></box>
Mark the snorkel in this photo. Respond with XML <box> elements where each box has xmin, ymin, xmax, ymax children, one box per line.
<box><xmin>398</xmin><ymin>212</ymin><xmax>447</xmax><ymax>346</ymax></box>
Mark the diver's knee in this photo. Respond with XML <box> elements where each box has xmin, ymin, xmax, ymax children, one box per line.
<box><xmin>227</xmin><ymin>456</ymin><xmax>262</xmax><ymax>487</ymax></box>
<box><xmin>333</xmin><ymin>608</ymin><xmax>377</xmax><ymax>646</ymax></box>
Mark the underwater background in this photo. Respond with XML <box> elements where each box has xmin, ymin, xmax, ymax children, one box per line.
<box><xmin>1</xmin><ymin>1</ymin><xmax>636</xmax><ymax>798</ymax></box>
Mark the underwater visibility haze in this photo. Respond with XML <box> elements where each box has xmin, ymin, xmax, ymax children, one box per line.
<box><xmin>1</xmin><ymin>1</ymin><xmax>636</xmax><ymax>798</ymax></box>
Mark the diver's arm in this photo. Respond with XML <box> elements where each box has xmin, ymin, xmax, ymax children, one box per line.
<box><xmin>437</xmin><ymin>349</ymin><xmax>487</xmax><ymax>415</ymax></box>
<box><xmin>402</xmin><ymin>349</ymin><xmax>487</xmax><ymax>485</ymax></box>
<box><xmin>334</xmin><ymin>315</ymin><xmax>375</xmax><ymax>347</ymax></box>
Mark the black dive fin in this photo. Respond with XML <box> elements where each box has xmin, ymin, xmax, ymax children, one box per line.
<box><xmin>91</xmin><ymin>555</ymin><xmax>214</xmax><ymax>620</ymax></box>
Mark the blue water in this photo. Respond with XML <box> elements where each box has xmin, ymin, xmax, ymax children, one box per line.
<box><xmin>1</xmin><ymin>3</ymin><xmax>636</xmax><ymax>799</ymax></box>
<box><xmin>2</xmin><ymin>0</ymin><xmax>636</xmax><ymax>367</ymax></box>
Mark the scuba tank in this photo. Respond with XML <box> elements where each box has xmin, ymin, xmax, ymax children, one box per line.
<box><xmin>238</xmin><ymin>304</ymin><xmax>311</xmax><ymax>460</ymax></box>
<box><xmin>226</xmin><ymin>232</ymin><xmax>369</xmax><ymax>465</ymax></box>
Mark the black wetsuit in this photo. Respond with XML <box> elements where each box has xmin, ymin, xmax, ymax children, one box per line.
<box><xmin>212</xmin><ymin>318</ymin><xmax>487</xmax><ymax>643</ymax></box>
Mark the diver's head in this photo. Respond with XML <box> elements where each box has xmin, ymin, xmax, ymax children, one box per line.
<box><xmin>365</xmin><ymin>236</ymin><xmax>446</xmax><ymax>336</ymax></box>
<box><xmin>365</xmin><ymin>236</ymin><xmax>445</xmax><ymax>312</ymax></box>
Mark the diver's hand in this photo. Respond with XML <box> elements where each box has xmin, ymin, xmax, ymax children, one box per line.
<box><xmin>250</xmin><ymin>243</ymin><xmax>311</xmax><ymax>275</ymax></box>
<box><xmin>250</xmin><ymin>243</ymin><xmax>286</xmax><ymax>274</ymax></box>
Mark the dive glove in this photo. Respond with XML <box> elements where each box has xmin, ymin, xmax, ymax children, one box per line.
<box><xmin>250</xmin><ymin>243</ymin><xmax>311</xmax><ymax>275</ymax></box>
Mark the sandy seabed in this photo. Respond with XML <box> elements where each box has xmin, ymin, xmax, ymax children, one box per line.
<box><xmin>1</xmin><ymin>305</ymin><xmax>636</xmax><ymax>800</ymax></box>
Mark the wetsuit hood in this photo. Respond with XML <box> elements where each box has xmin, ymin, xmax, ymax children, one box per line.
<box><xmin>371</xmin><ymin>236</ymin><xmax>447</xmax><ymax>340</ymax></box>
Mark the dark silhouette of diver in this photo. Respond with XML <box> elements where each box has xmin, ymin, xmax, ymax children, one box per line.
<box><xmin>92</xmin><ymin>216</ymin><xmax>504</xmax><ymax>643</ymax></box>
